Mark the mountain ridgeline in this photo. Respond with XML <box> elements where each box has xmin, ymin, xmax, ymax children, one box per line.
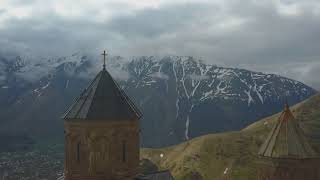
<box><xmin>0</xmin><ymin>54</ymin><xmax>317</xmax><ymax>147</ymax></box>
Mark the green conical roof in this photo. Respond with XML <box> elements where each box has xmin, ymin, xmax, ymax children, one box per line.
<box><xmin>258</xmin><ymin>104</ymin><xmax>317</xmax><ymax>159</ymax></box>
<box><xmin>63</xmin><ymin>68</ymin><xmax>142</xmax><ymax>121</ymax></box>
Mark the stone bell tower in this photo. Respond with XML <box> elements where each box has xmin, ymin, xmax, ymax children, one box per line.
<box><xmin>63</xmin><ymin>51</ymin><xmax>142</xmax><ymax>180</ymax></box>
<box><xmin>257</xmin><ymin>104</ymin><xmax>319</xmax><ymax>180</ymax></box>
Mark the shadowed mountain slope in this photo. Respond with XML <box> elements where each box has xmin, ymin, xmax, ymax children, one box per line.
<box><xmin>0</xmin><ymin>54</ymin><xmax>317</xmax><ymax>147</ymax></box>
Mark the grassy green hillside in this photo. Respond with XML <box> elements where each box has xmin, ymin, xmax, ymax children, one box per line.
<box><xmin>141</xmin><ymin>94</ymin><xmax>320</xmax><ymax>180</ymax></box>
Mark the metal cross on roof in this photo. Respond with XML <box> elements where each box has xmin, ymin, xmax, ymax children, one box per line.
<box><xmin>102</xmin><ymin>50</ymin><xmax>107</xmax><ymax>69</ymax></box>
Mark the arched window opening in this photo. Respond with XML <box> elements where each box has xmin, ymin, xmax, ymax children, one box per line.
<box><xmin>122</xmin><ymin>141</ymin><xmax>126</xmax><ymax>162</ymax></box>
<box><xmin>77</xmin><ymin>142</ymin><xmax>81</xmax><ymax>163</ymax></box>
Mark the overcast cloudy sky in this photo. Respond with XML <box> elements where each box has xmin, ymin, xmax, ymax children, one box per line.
<box><xmin>0</xmin><ymin>0</ymin><xmax>319</xmax><ymax>89</ymax></box>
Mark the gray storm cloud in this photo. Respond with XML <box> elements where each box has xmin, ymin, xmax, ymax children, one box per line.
<box><xmin>0</xmin><ymin>0</ymin><xmax>319</xmax><ymax>89</ymax></box>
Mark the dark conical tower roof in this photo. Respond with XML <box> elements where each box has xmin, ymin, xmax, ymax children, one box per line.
<box><xmin>63</xmin><ymin>68</ymin><xmax>142</xmax><ymax>121</ymax></box>
<box><xmin>258</xmin><ymin>104</ymin><xmax>317</xmax><ymax>159</ymax></box>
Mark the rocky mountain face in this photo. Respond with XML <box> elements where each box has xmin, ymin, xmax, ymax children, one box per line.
<box><xmin>0</xmin><ymin>54</ymin><xmax>317</xmax><ymax>147</ymax></box>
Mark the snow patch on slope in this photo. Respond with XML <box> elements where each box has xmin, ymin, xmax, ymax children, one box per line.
<box><xmin>244</xmin><ymin>90</ymin><xmax>254</xmax><ymax>106</ymax></box>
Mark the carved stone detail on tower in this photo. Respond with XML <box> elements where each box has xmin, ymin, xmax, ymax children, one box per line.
<box><xmin>87</xmin><ymin>133</ymin><xmax>110</xmax><ymax>174</ymax></box>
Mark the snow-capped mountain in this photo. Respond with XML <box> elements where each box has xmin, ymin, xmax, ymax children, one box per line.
<box><xmin>0</xmin><ymin>54</ymin><xmax>316</xmax><ymax>147</ymax></box>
